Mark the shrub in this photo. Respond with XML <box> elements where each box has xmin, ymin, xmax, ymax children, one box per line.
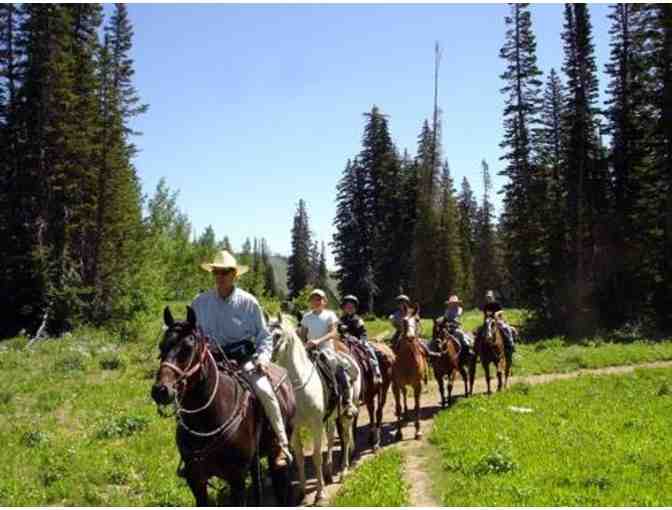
<box><xmin>54</xmin><ymin>354</ymin><xmax>84</xmax><ymax>373</ymax></box>
<box><xmin>97</xmin><ymin>415</ymin><xmax>149</xmax><ymax>439</ymax></box>
<box><xmin>22</xmin><ymin>430</ymin><xmax>49</xmax><ymax>448</ymax></box>
<box><xmin>99</xmin><ymin>355</ymin><xmax>125</xmax><ymax>371</ymax></box>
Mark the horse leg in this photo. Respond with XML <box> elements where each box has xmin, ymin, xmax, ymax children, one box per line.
<box><xmin>375</xmin><ymin>379</ymin><xmax>390</xmax><ymax>449</ymax></box>
<box><xmin>459</xmin><ymin>366</ymin><xmax>469</xmax><ymax>398</ymax></box>
<box><xmin>402</xmin><ymin>385</ymin><xmax>408</xmax><ymax>417</ymax></box>
<box><xmin>339</xmin><ymin>416</ymin><xmax>353</xmax><ymax>481</ymax></box>
<box><xmin>413</xmin><ymin>383</ymin><xmax>422</xmax><ymax>440</ymax></box>
<box><xmin>447</xmin><ymin>369</ymin><xmax>454</xmax><ymax>408</ymax></box>
<box><xmin>291</xmin><ymin>427</ymin><xmax>307</xmax><ymax>504</ymax></box>
<box><xmin>497</xmin><ymin>369</ymin><xmax>503</xmax><ymax>392</ymax></box>
<box><xmin>436</xmin><ymin>370</ymin><xmax>445</xmax><ymax>407</ymax></box>
<box><xmin>228</xmin><ymin>474</ymin><xmax>247</xmax><ymax>507</ymax></box>
<box><xmin>311</xmin><ymin>419</ymin><xmax>326</xmax><ymax>504</ymax></box>
<box><xmin>324</xmin><ymin>419</ymin><xmax>335</xmax><ymax>485</ymax></box>
<box><xmin>469</xmin><ymin>356</ymin><xmax>476</xmax><ymax>396</ymax></box>
<box><xmin>269</xmin><ymin>455</ymin><xmax>291</xmax><ymax>507</ymax></box>
<box><xmin>392</xmin><ymin>382</ymin><xmax>403</xmax><ymax>441</ymax></box>
<box><xmin>483</xmin><ymin>362</ymin><xmax>492</xmax><ymax>395</ymax></box>
<box><xmin>366</xmin><ymin>397</ymin><xmax>376</xmax><ymax>449</ymax></box>
<box><xmin>186</xmin><ymin>476</ymin><xmax>209</xmax><ymax>507</ymax></box>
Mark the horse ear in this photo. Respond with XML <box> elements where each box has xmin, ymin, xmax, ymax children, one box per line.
<box><xmin>277</xmin><ymin>312</ymin><xmax>283</xmax><ymax>324</ymax></box>
<box><xmin>186</xmin><ymin>306</ymin><xmax>197</xmax><ymax>328</ymax></box>
<box><xmin>263</xmin><ymin>310</ymin><xmax>270</xmax><ymax>324</ymax></box>
<box><xmin>164</xmin><ymin>306</ymin><xmax>174</xmax><ymax>327</ymax></box>
<box><xmin>414</xmin><ymin>303</ymin><xmax>421</xmax><ymax>317</ymax></box>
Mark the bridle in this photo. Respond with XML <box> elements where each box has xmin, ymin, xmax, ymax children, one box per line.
<box><xmin>159</xmin><ymin>329</ymin><xmax>221</xmax><ymax>417</ymax></box>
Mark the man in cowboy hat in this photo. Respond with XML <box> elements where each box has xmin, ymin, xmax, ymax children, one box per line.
<box><xmin>436</xmin><ymin>295</ymin><xmax>473</xmax><ymax>355</ymax></box>
<box><xmin>191</xmin><ymin>250</ymin><xmax>293</xmax><ymax>466</ymax></box>
<box><xmin>339</xmin><ymin>294</ymin><xmax>383</xmax><ymax>385</ymax></box>
<box><xmin>301</xmin><ymin>289</ymin><xmax>360</xmax><ymax>417</ymax></box>
<box><xmin>479</xmin><ymin>290</ymin><xmax>516</xmax><ymax>354</ymax></box>
<box><xmin>388</xmin><ymin>294</ymin><xmax>440</xmax><ymax>358</ymax></box>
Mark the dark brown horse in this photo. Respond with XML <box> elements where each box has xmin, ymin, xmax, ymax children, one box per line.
<box><xmin>151</xmin><ymin>306</ymin><xmax>296</xmax><ymax>506</ymax></box>
<box><xmin>390</xmin><ymin>304</ymin><xmax>426</xmax><ymax>441</ymax></box>
<box><xmin>335</xmin><ymin>329</ymin><xmax>396</xmax><ymax>451</ymax></box>
<box><xmin>430</xmin><ymin>319</ymin><xmax>476</xmax><ymax>407</ymax></box>
<box><xmin>474</xmin><ymin>315</ymin><xmax>512</xmax><ymax>394</ymax></box>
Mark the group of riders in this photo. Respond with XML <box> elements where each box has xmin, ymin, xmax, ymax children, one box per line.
<box><xmin>186</xmin><ymin>250</ymin><xmax>517</xmax><ymax>469</ymax></box>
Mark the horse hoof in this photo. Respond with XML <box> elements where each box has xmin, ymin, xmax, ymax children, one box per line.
<box><xmin>372</xmin><ymin>443</ymin><xmax>380</xmax><ymax>452</ymax></box>
<box><xmin>324</xmin><ymin>472</ymin><xmax>333</xmax><ymax>485</ymax></box>
<box><xmin>395</xmin><ymin>431</ymin><xmax>403</xmax><ymax>441</ymax></box>
<box><xmin>314</xmin><ymin>491</ymin><xmax>325</xmax><ymax>505</ymax></box>
<box><xmin>415</xmin><ymin>431</ymin><xmax>423</xmax><ymax>440</ymax></box>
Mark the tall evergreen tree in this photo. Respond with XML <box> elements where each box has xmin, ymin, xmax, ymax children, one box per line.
<box><xmin>457</xmin><ymin>177</ymin><xmax>477</xmax><ymax>306</ymax></box>
<box><xmin>498</xmin><ymin>3</ymin><xmax>543</xmax><ymax>307</ymax></box>
<box><xmin>359</xmin><ymin>106</ymin><xmax>403</xmax><ymax>313</ymax></box>
<box><xmin>434</xmin><ymin>161</ymin><xmax>462</xmax><ymax>304</ymax></box>
<box><xmin>602</xmin><ymin>4</ymin><xmax>651</xmax><ymax>325</ymax></box>
<box><xmin>561</xmin><ymin>3</ymin><xmax>605</xmax><ymax>333</ymax></box>
<box><xmin>473</xmin><ymin>160</ymin><xmax>500</xmax><ymax>303</ymax></box>
<box><xmin>287</xmin><ymin>199</ymin><xmax>312</xmax><ymax>298</ymax></box>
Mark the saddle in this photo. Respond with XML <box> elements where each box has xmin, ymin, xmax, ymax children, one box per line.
<box><xmin>308</xmin><ymin>349</ymin><xmax>341</xmax><ymax>421</ymax></box>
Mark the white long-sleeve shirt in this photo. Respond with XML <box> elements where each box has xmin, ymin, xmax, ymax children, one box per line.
<box><xmin>191</xmin><ymin>287</ymin><xmax>272</xmax><ymax>363</ymax></box>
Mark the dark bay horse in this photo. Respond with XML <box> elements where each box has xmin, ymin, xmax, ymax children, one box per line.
<box><xmin>474</xmin><ymin>315</ymin><xmax>512</xmax><ymax>394</ymax></box>
<box><xmin>390</xmin><ymin>304</ymin><xmax>426</xmax><ymax>441</ymax></box>
<box><xmin>335</xmin><ymin>328</ymin><xmax>396</xmax><ymax>451</ymax></box>
<box><xmin>151</xmin><ymin>306</ymin><xmax>296</xmax><ymax>506</ymax></box>
<box><xmin>430</xmin><ymin>319</ymin><xmax>476</xmax><ymax>407</ymax></box>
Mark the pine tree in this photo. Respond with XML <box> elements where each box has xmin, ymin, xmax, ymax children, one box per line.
<box><xmin>434</xmin><ymin>161</ymin><xmax>462</xmax><ymax>304</ymax></box>
<box><xmin>473</xmin><ymin>160</ymin><xmax>500</xmax><ymax>303</ymax></box>
<box><xmin>413</xmin><ymin>119</ymin><xmax>441</xmax><ymax>310</ymax></box>
<box><xmin>358</xmin><ymin>106</ymin><xmax>403</xmax><ymax>312</ymax></box>
<box><xmin>287</xmin><ymin>199</ymin><xmax>312</xmax><ymax>298</ymax></box>
<box><xmin>498</xmin><ymin>3</ymin><xmax>543</xmax><ymax>307</ymax></box>
<box><xmin>533</xmin><ymin>69</ymin><xmax>568</xmax><ymax>324</ymax></box>
<box><xmin>602</xmin><ymin>4</ymin><xmax>652</xmax><ymax>325</ymax></box>
<box><xmin>333</xmin><ymin>158</ymin><xmax>373</xmax><ymax>310</ymax></box>
<box><xmin>561</xmin><ymin>3</ymin><xmax>605</xmax><ymax>333</ymax></box>
<box><xmin>457</xmin><ymin>177</ymin><xmax>477</xmax><ymax>306</ymax></box>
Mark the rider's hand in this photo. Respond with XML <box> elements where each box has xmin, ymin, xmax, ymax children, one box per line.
<box><xmin>306</xmin><ymin>339</ymin><xmax>319</xmax><ymax>350</ymax></box>
<box><xmin>256</xmin><ymin>358</ymin><xmax>270</xmax><ymax>374</ymax></box>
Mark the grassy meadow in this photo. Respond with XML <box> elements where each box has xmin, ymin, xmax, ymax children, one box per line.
<box><xmin>1</xmin><ymin>304</ymin><xmax>671</xmax><ymax>505</ymax></box>
<box><xmin>428</xmin><ymin>368</ymin><xmax>672</xmax><ymax>506</ymax></box>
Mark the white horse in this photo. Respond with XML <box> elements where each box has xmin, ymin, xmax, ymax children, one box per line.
<box><xmin>269</xmin><ymin>314</ymin><xmax>361</xmax><ymax>504</ymax></box>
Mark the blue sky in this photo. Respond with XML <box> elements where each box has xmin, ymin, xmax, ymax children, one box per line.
<box><xmin>119</xmin><ymin>3</ymin><xmax>612</xmax><ymax>266</ymax></box>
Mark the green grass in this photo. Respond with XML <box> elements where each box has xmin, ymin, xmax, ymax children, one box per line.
<box><xmin>1</xmin><ymin>305</ymin><xmax>671</xmax><ymax>505</ymax></box>
<box><xmin>0</xmin><ymin>319</ymin><xmax>195</xmax><ymax>506</ymax></box>
<box><xmin>330</xmin><ymin>448</ymin><xmax>409</xmax><ymax>507</ymax></box>
<box><xmin>428</xmin><ymin>368</ymin><xmax>672</xmax><ymax>506</ymax></box>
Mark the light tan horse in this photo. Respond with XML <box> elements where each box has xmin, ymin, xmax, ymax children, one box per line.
<box><xmin>390</xmin><ymin>303</ymin><xmax>426</xmax><ymax>441</ymax></box>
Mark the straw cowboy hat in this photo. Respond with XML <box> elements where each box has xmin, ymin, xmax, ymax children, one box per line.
<box><xmin>200</xmin><ymin>250</ymin><xmax>249</xmax><ymax>276</ymax></box>
<box><xmin>445</xmin><ymin>295</ymin><xmax>462</xmax><ymax>306</ymax></box>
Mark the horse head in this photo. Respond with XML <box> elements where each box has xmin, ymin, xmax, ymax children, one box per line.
<box><xmin>268</xmin><ymin>313</ymin><xmax>301</xmax><ymax>361</ymax></box>
<box><xmin>483</xmin><ymin>315</ymin><xmax>500</xmax><ymax>346</ymax></box>
<box><xmin>151</xmin><ymin>305</ymin><xmax>209</xmax><ymax>406</ymax></box>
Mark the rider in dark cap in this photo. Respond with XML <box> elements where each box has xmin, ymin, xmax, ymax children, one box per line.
<box><xmin>339</xmin><ymin>295</ymin><xmax>383</xmax><ymax>384</ymax></box>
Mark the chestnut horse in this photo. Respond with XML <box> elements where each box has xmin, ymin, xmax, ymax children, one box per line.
<box><xmin>151</xmin><ymin>306</ymin><xmax>296</xmax><ymax>506</ymax></box>
<box><xmin>430</xmin><ymin>319</ymin><xmax>476</xmax><ymax>407</ymax></box>
<box><xmin>474</xmin><ymin>315</ymin><xmax>512</xmax><ymax>393</ymax></box>
<box><xmin>335</xmin><ymin>329</ymin><xmax>396</xmax><ymax>451</ymax></box>
<box><xmin>390</xmin><ymin>304</ymin><xmax>426</xmax><ymax>441</ymax></box>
